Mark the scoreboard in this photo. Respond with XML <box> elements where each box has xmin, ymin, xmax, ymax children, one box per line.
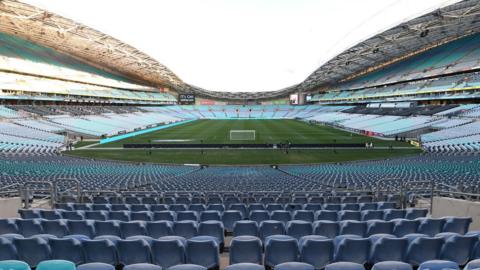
<box><xmin>178</xmin><ymin>94</ymin><xmax>195</xmax><ymax>104</ymax></box>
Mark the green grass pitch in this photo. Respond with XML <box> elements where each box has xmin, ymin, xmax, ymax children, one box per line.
<box><xmin>68</xmin><ymin>119</ymin><xmax>420</xmax><ymax>164</ymax></box>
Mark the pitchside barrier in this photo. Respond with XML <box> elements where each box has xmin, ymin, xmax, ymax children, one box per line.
<box><xmin>123</xmin><ymin>143</ymin><xmax>366</xmax><ymax>149</ymax></box>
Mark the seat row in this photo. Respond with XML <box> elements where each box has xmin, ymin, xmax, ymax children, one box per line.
<box><xmin>54</xmin><ymin>201</ymin><xmax>397</xmax><ymax>213</ymax></box>
<box><xmin>3</xmin><ymin>259</ymin><xmax>480</xmax><ymax>270</ymax></box>
<box><xmin>1</xmin><ymin>231</ymin><xmax>480</xmax><ymax>269</ymax></box>
<box><xmin>83</xmin><ymin>195</ymin><xmax>385</xmax><ymax>205</ymax></box>
<box><xmin>23</xmin><ymin>208</ymin><xmax>414</xmax><ymax>225</ymax></box>
<box><xmin>232</xmin><ymin>217</ymin><xmax>471</xmax><ymax>239</ymax></box>
<box><xmin>0</xmin><ymin>233</ymin><xmax>222</xmax><ymax>269</ymax></box>
<box><xmin>0</xmin><ymin>216</ymin><xmax>472</xmax><ymax>242</ymax></box>
<box><xmin>231</xmin><ymin>233</ymin><xmax>480</xmax><ymax>268</ymax></box>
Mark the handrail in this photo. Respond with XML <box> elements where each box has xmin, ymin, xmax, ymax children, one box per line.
<box><xmin>402</xmin><ymin>180</ymin><xmax>435</xmax><ymax>213</ymax></box>
<box><xmin>376</xmin><ymin>178</ymin><xmax>403</xmax><ymax>205</ymax></box>
<box><xmin>54</xmin><ymin>178</ymin><xmax>81</xmax><ymax>203</ymax></box>
<box><xmin>21</xmin><ymin>181</ymin><xmax>55</xmax><ymax>209</ymax></box>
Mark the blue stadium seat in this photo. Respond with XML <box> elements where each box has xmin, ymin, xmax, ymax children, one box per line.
<box><xmin>303</xmin><ymin>204</ymin><xmax>322</xmax><ymax>212</ymax></box>
<box><xmin>299</xmin><ymin>235</ymin><xmax>333</xmax><ymax>269</ymax></box>
<box><xmin>94</xmin><ymin>221</ymin><xmax>120</xmax><ymax>237</ymax></box>
<box><xmin>264</xmin><ymin>235</ymin><xmax>299</xmax><ymax>268</ymax></box>
<box><xmin>178</xmin><ymin>211</ymin><xmax>199</xmax><ymax>222</ymax></box>
<box><xmin>222</xmin><ymin>211</ymin><xmax>243</xmax><ymax>232</ymax></box>
<box><xmin>233</xmin><ymin>220</ymin><xmax>258</xmax><ymax>237</ymax></box>
<box><xmin>13</xmin><ymin>237</ymin><xmax>51</xmax><ymax>268</ymax></box>
<box><xmin>0</xmin><ymin>237</ymin><xmax>19</xmax><ymax>261</ymax></box>
<box><xmin>229</xmin><ymin>236</ymin><xmax>263</xmax><ymax>265</ymax></box>
<box><xmin>383</xmin><ymin>209</ymin><xmax>405</xmax><ymax>221</ymax></box>
<box><xmin>108</xmin><ymin>211</ymin><xmax>130</xmax><ymax>222</ymax></box>
<box><xmin>190</xmin><ymin>204</ymin><xmax>207</xmax><ymax>213</ymax></box>
<box><xmin>260</xmin><ymin>220</ymin><xmax>286</xmax><ymax>241</ymax></box>
<box><xmin>439</xmin><ymin>234</ymin><xmax>477</xmax><ymax>265</ymax></box>
<box><xmin>417</xmin><ymin>218</ymin><xmax>446</xmax><ymax>237</ymax></box>
<box><xmin>274</xmin><ymin>262</ymin><xmax>314</xmax><ymax>270</ymax></box>
<box><xmin>85</xmin><ymin>211</ymin><xmax>107</xmax><ymax>221</ymax></box>
<box><xmin>67</xmin><ymin>220</ymin><xmax>95</xmax><ymax>238</ymax></box>
<box><xmin>63</xmin><ymin>211</ymin><xmax>84</xmax><ymax>221</ymax></box>
<box><xmin>111</xmin><ymin>205</ymin><xmax>130</xmax><ymax>211</ymax></box>
<box><xmin>82</xmin><ymin>239</ymin><xmax>117</xmax><ymax>265</ymax></box>
<box><xmin>200</xmin><ymin>211</ymin><xmax>222</xmax><ymax>222</ymax></box>
<box><xmin>18</xmin><ymin>209</ymin><xmax>41</xmax><ymax>219</ymax></box>
<box><xmin>366</xmin><ymin>220</ymin><xmax>393</xmax><ymax>236</ymax></box>
<box><xmin>207</xmin><ymin>204</ymin><xmax>225</xmax><ymax>213</ymax></box>
<box><xmin>271</xmin><ymin>211</ymin><xmax>292</xmax><ymax>224</ymax></box>
<box><xmin>117</xmin><ymin>239</ymin><xmax>152</xmax><ymax>266</ymax></box>
<box><xmin>40</xmin><ymin>210</ymin><xmax>63</xmax><ymax>220</ymax></box>
<box><xmin>293</xmin><ymin>211</ymin><xmax>315</xmax><ymax>223</ymax></box>
<box><xmin>123</xmin><ymin>263</ymin><xmax>162</xmax><ymax>270</ymax></box>
<box><xmin>130</xmin><ymin>204</ymin><xmax>150</xmax><ymax>212</ymax></box>
<box><xmin>16</xmin><ymin>219</ymin><xmax>43</xmax><ymax>237</ymax></box>
<box><xmin>94</xmin><ymin>235</ymin><xmax>121</xmax><ymax>245</ymax></box>
<box><xmin>36</xmin><ymin>260</ymin><xmax>75</xmax><ymax>270</ymax></box>
<box><xmin>418</xmin><ymin>260</ymin><xmax>459</xmax><ymax>270</ymax></box>
<box><xmin>130</xmin><ymin>211</ymin><xmax>152</xmax><ymax>222</ymax></box>
<box><xmin>392</xmin><ymin>219</ymin><xmax>419</xmax><ymax>237</ymax></box>
<box><xmin>77</xmin><ymin>263</ymin><xmax>115</xmax><ymax>270</ymax></box>
<box><xmin>315</xmin><ymin>211</ymin><xmax>337</xmax><ymax>222</ymax></box>
<box><xmin>286</xmin><ymin>220</ymin><xmax>313</xmax><ymax>240</ymax></box>
<box><xmin>198</xmin><ymin>221</ymin><xmax>225</xmax><ymax>248</ymax></box>
<box><xmin>369</xmin><ymin>237</ymin><xmax>408</xmax><ymax>264</ymax></box>
<box><xmin>443</xmin><ymin>217</ymin><xmax>472</xmax><ymax>234</ymax></box>
<box><xmin>0</xmin><ymin>260</ymin><xmax>30</xmax><ymax>270</ymax></box>
<box><xmin>167</xmin><ymin>264</ymin><xmax>207</xmax><ymax>270</ymax></box>
<box><xmin>186</xmin><ymin>236</ymin><xmax>220</xmax><ymax>269</ymax></box>
<box><xmin>150</xmin><ymin>205</ymin><xmax>168</xmax><ymax>212</ymax></box>
<box><xmin>151</xmin><ymin>236</ymin><xmax>186</xmax><ymax>269</ymax></box>
<box><xmin>334</xmin><ymin>237</ymin><xmax>370</xmax><ymax>264</ymax></box>
<box><xmin>174</xmin><ymin>221</ymin><xmax>198</xmax><ymax>239</ymax></box>
<box><xmin>361</xmin><ymin>210</ymin><xmax>384</xmax><ymax>221</ymax></box>
<box><xmin>339</xmin><ymin>211</ymin><xmax>361</xmax><ymax>221</ymax></box>
<box><xmin>120</xmin><ymin>221</ymin><xmax>147</xmax><ymax>238</ymax></box>
<box><xmin>153</xmin><ymin>211</ymin><xmax>176</xmax><ymax>222</ymax></box>
<box><xmin>249</xmin><ymin>211</ymin><xmax>270</xmax><ymax>225</ymax></box>
<box><xmin>325</xmin><ymin>262</ymin><xmax>365</xmax><ymax>270</ymax></box>
<box><xmin>229</xmin><ymin>204</ymin><xmax>247</xmax><ymax>217</ymax></box>
<box><xmin>339</xmin><ymin>221</ymin><xmax>367</xmax><ymax>237</ymax></box>
<box><xmin>41</xmin><ymin>220</ymin><xmax>69</xmax><ymax>238</ymax></box>
<box><xmin>372</xmin><ymin>261</ymin><xmax>412</xmax><ymax>270</ymax></box>
<box><xmin>225</xmin><ymin>263</ymin><xmax>264</xmax><ymax>270</ymax></box>
<box><xmin>0</xmin><ymin>219</ymin><xmax>19</xmax><ymax>234</ymax></box>
<box><xmin>49</xmin><ymin>238</ymin><xmax>84</xmax><ymax>265</ymax></box>
<box><xmin>405</xmin><ymin>209</ymin><xmax>428</xmax><ymax>220</ymax></box>
<box><xmin>313</xmin><ymin>221</ymin><xmax>338</xmax><ymax>238</ymax></box>
<box><xmin>147</xmin><ymin>221</ymin><xmax>173</xmax><ymax>238</ymax></box>
<box><xmin>465</xmin><ymin>259</ymin><xmax>480</xmax><ymax>270</ymax></box>
<box><xmin>406</xmin><ymin>237</ymin><xmax>444</xmax><ymax>266</ymax></box>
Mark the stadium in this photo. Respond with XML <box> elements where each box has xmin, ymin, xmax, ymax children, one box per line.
<box><xmin>0</xmin><ymin>0</ymin><xmax>479</xmax><ymax>270</ymax></box>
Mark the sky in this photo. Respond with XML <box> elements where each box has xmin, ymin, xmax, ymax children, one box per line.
<box><xmin>24</xmin><ymin>0</ymin><xmax>458</xmax><ymax>92</ymax></box>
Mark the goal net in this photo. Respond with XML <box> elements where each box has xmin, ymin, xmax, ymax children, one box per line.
<box><xmin>230</xmin><ymin>130</ymin><xmax>256</xmax><ymax>141</ymax></box>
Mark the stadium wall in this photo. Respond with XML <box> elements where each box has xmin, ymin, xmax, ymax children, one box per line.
<box><xmin>432</xmin><ymin>197</ymin><xmax>480</xmax><ymax>230</ymax></box>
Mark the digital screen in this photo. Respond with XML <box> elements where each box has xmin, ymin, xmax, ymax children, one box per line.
<box><xmin>178</xmin><ymin>94</ymin><xmax>195</xmax><ymax>104</ymax></box>
<box><xmin>289</xmin><ymin>94</ymin><xmax>299</xmax><ymax>105</ymax></box>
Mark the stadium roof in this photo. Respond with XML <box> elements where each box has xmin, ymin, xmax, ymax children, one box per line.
<box><xmin>2</xmin><ymin>0</ymin><xmax>480</xmax><ymax>100</ymax></box>
<box><xmin>298</xmin><ymin>0</ymin><xmax>480</xmax><ymax>92</ymax></box>
<box><xmin>0</xmin><ymin>0</ymin><xmax>187</xmax><ymax>91</ymax></box>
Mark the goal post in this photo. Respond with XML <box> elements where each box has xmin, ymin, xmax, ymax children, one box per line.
<box><xmin>230</xmin><ymin>130</ymin><xmax>256</xmax><ymax>141</ymax></box>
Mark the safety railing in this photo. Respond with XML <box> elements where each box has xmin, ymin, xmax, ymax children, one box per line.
<box><xmin>53</xmin><ymin>178</ymin><xmax>80</xmax><ymax>203</ymax></box>
<box><xmin>20</xmin><ymin>181</ymin><xmax>55</xmax><ymax>209</ymax></box>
